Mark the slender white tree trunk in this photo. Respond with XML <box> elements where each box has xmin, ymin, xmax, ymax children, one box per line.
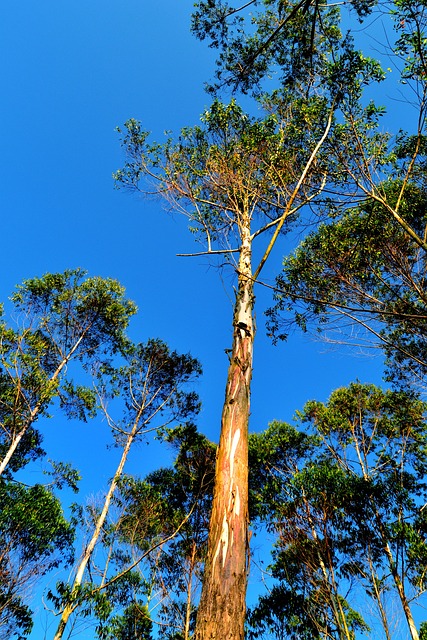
<box><xmin>0</xmin><ymin>332</ymin><xmax>87</xmax><ymax>476</ymax></box>
<box><xmin>53</xmin><ymin>425</ymin><xmax>137</xmax><ymax>640</ymax></box>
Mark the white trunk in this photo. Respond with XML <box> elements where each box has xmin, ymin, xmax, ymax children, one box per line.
<box><xmin>0</xmin><ymin>331</ymin><xmax>87</xmax><ymax>476</ymax></box>
<box><xmin>53</xmin><ymin>426</ymin><xmax>137</xmax><ymax>640</ymax></box>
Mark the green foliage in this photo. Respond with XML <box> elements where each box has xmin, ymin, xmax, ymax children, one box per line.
<box><xmin>97</xmin><ymin>339</ymin><xmax>202</xmax><ymax>444</ymax></box>
<box><xmin>248</xmin><ymin>383</ymin><xmax>427</xmax><ymax>638</ymax></box>
<box><xmin>43</xmin><ymin>460</ymin><xmax>81</xmax><ymax>493</ymax></box>
<box><xmin>99</xmin><ymin>602</ymin><xmax>153</xmax><ymax>640</ymax></box>
<box><xmin>0</xmin><ymin>481</ymin><xmax>74</xmax><ymax>569</ymax></box>
<box><xmin>114</xmin><ymin>94</ymin><xmax>335</xmax><ymax>255</ymax></box>
<box><xmin>191</xmin><ymin>0</ymin><xmax>377</xmax><ymax>95</ymax></box>
<box><xmin>0</xmin><ymin>593</ymin><xmax>32</xmax><ymax>640</ymax></box>
<box><xmin>392</xmin><ymin>0</ymin><xmax>427</xmax><ymax>81</ymax></box>
<box><xmin>0</xmin><ymin>269</ymin><xmax>136</xmax><ymax>476</ymax></box>
<box><xmin>58</xmin><ymin>381</ymin><xmax>98</xmax><ymax>422</ymax></box>
<box><xmin>248</xmin><ymin>420</ymin><xmax>319</xmax><ymax>522</ymax></box>
<box><xmin>0</xmin><ymin>480</ymin><xmax>75</xmax><ymax>638</ymax></box>
<box><xmin>247</xmin><ymin>583</ymin><xmax>323</xmax><ymax>640</ymax></box>
<box><xmin>11</xmin><ymin>268</ymin><xmax>137</xmax><ymax>360</ymax></box>
<box><xmin>268</xmin><ymin>181</ymin><xmax>427</xmax><ymax>385</ymax></box>
<box><xmin>112</xmin><ymin>476</ymin><xmax>175</xmax><ymax>552</ymax></box>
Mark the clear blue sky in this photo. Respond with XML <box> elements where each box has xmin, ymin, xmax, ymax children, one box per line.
<box><xmin>1</xmin><ymin>2</ymin><xmax>392</xmax><ymax>637</ymax></box>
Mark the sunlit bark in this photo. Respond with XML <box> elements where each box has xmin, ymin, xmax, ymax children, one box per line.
<box><xmin>195</xmin><ymin>232</ymin><xmax>253</xmax><ymax>640</ymax></box>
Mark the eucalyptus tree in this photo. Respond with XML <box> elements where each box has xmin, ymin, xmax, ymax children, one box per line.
<box><xmin>0</xmin><ymin>270</ymin><xmax>135</xmax><ymax>638</ymax></box>
<box><xmin>52</xmin><ymin>339</ymin><xmax>201</xmax><ymax>640</ymax></box>
<box><xmin>247</xmin><ymin>421</ymin><xmax>368</xmax><ymax>640</ymax></box>
<box><xmin>0</xmin><ymin>269</ymin><xmax>136</xmax><ymax>477</ymax></box>
<box><xmin>114</xmin><ymin>14</ymin><xmax>383</xmax><ymax>630</ymax></box>
<box><xmin>113</xmin><ymin>425</ymin><xmax>215</xmax><ymax>640</ymax></box>
<box><xmin>192</xmin><ymin>0</ymin><xmax>427</xmax><ymax>257</ymax></box>
<box><xmin>0</xmin><ymin>480</ymin><xmax>76</xmax><ymax>639</ymax></box>
<box><xmin>267</xmin><ymin>181</ymin><xmax>427</xmax><ymax>387</ymax></box>
<box><xmin>248</xmin><ymin>384</ymin><xmax>427</xmax><ymax>640</ymax></box>
<box><xmin>300</xmin><ymin>383</ymin><xmax>427</xmax><ymax>640</ymax></box>
<box><xmin>49</xmin><ymin>426</ymin><xmax>214</xmax><ymax>640</ymax></box>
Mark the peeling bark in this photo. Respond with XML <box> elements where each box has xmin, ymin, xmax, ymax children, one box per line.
<box><xmin>194</xmin><ymin>235</ymin><xmax>253</xmax><ymax>640</ymax></box>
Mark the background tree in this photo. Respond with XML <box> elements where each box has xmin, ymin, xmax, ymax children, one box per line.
<box><xmin>54</xmin><ymin>477</ymin><xmax>167</xmax><ymax>640</ymax></box>
<box><xmin>267</xmin><ymin>181</ymin><xmax>427</xmax><ymax>388</ymax></box>
<box><xmin>248</xmin><ymin>384</ymin><xmax>427</xmax><ymax>640</ymax></box>
<box><xmin>247</xmin><ymin>421</ymin><xmax>326</xmax><ymax>640</ymax></box>
<box><xmin>0</xmin><ymin>479</ymin><xmax>76</xmax><ymax>640</ymax></box>
<box><xmin>51</xmin><ymin>425</ymin><xmax>214</xmax><ymax>640</ymax></box>
<box><xmin>299</xmin><ymin>384</ymin><xmax>427</xmax><ymax>640</ymax></box>
<box><xmin>0</xmin><ymin>269</ymin><xmax>136</xmax><ymax>477</ymax></box>
<box><xmin>51</xmin><ymin>339</ymin><xmax>201</xmax><ymax>640</ymax></box>
<box><xmin>0</xmin><ymin>270</ymin><xmax>135</xmax><ymax>639</ymax></box>
<box><xmin>115</xmin><ymin>425</ymin><xmax>215</xmax><ymax>640</ymax></box>
<box><xmin>248</xmin><ymin>420</ymin><xmax>369</xmax><ymax>640</ymax></box>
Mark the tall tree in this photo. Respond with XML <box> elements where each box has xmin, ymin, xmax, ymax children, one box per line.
<box><xmin>248</xmin><ymin>384</ymin><xmax>427</xmax><ymax>640</ymax></box>
<box><xmin>299</xmin><ymin>384</ymin><xmax>427</xmax><ymax>640</ymax></box>
<box><xmin>96</xmin><ymin>425</ymin><xmax>215</xmax><ymax>640</ymax></box>
<box><xmin>50</xmin><ymin>426</ymin><xmax>214</xmax><ymax>640</ymax></box>
<box><xmin>0</xmin><ymin>269</ymin><xmax>136</xmax><ymax>477</ymax></box>
<box><xmin>248</xmin><ymin>420</ymin><xmax>368</xmax><ymax>640</ymax></box>
<box><xmin>267</xmin><ymin>181</ymin><xmax>427</xmax><ymax>387</ymax></box>
<box><xmin>52</xmin><ymin>339</ymin><xmax>201</xmax><ymax>640</ymax></box>
<box><xmin>114</xmin><ymin>29</ymin><xmax>381</xmax><ymax>631</ymax></box>
<box><xmin>0</xmin><ymin>270</ymin><xmax>135</xmax><ymax>639</ymax></box>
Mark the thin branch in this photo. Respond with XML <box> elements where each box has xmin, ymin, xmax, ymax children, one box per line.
<box><xmin>177</xmin><ymin>248</ymin><xmax>240</xmax><ymax>257</ymax></box>
<box><xmin>91</xmin><ymin>502</ymin><xmax>197</xmax><ymax>595</ymax></box>
<box><xmin>253</xmin><ymin>107</ymin><xmax>335</xmax><ymax>281</ymax></box>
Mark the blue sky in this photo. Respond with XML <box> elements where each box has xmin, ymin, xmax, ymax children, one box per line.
<box><xmin>0</xmin><ymin>1</ymin><xmax>395</xmax><ymax>637</ymax></box>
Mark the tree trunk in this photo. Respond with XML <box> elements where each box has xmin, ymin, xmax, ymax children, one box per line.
<box><xmin>53</xmin><ymin>427</ymin><xmax>137</xmax><ymax>640</ymax></box>
<box><xmin>378</xmin><ymin>520</ymin><xmax>419</xmax><ymax>640</ymax></box>
<box><xmin>184</xmin><ymin>541</ymin><xmax>197</xmax><ymax>640</ymax></box>
<box><xmin>194</xmin><ymin>234</ymin><xmax>254</xmax><ymax>640</ymax></box>
<box><xmin>366</xmin><ymin>548</ymin><xmax>392</xmax><ymax>640</ymax></box>
<box><xmin>0</xmin><ymin>331</ymin><xmax>87</xmax><ymax>477</ymax></box>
